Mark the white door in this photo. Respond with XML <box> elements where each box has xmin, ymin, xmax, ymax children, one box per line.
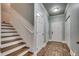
<box><xmin>51</xmin><ymin>22</ymin><xmax>63</xmax><ymax>42</ymax></box>
<box><xmin>36</xmin><ymin>12</ymin><xmax>44</xmax><ymax>49</ymax></box>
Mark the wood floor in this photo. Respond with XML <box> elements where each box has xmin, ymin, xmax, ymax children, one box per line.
<box><xmin>37</xmin><ymin>41</ymin><xmax>71</xmax><ymax>56</ymax></box>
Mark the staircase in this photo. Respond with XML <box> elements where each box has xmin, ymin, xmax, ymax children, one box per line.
<box><xmin>1</xmin><ymin>21</ymin><xmax>33</xmax><ymax>56</ymax></box>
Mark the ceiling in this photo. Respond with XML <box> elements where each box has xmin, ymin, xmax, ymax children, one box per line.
<box><xmin>43</xmin><ymin>3</ymin><xmax>67</xmax><ymax>16</ymax></box>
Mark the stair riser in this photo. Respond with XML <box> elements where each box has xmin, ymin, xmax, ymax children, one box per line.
<box><xmin>2</xmin><ymin>33</ymin><xmax>18</xmax><ymax>35</ymax></box>
<box><xmin>1</xmin><ymin>29</ymin><xmax>15</xmax><ymax>32</ymax></box>
<box><xmin>1</xmin><ymin>25</ymin><xmax>13</xmax><ymax>27</ymax></box>
<box><xmin>1</xmin><ymin>28</ymin><xmax>15</xmax><ymax>30</ymax></box>
<box><xmin>2</xmin><ymin>22</ymin><xmax>10</xmax><ymax>24</ymax></box>
<box><xmin>1</xmin><ymin>31</ymin><xmax>17</xmax><ymax>33</ymax></box>
<box><xmin>2</xmin><ymin>45</ymin><xmax>26</xmax><ymax>56</ymax></box>
<box><xmin>2</xmin><ymin>38</ymin><xmax>22</xmax><ymax>44</ymax></box>
<box><xmin>1</xmin><ymin>33</ymin><xmax>19</xmax><ymax>37</ymax></box>
<box><xmin>18</xmin><ymin>49</ymin><xmax>29</xmax><ymax>56</ymax></box>
<box><xmin>1</xmin><ymin>30</ymin><xmax>16</xmax><ymax>33</ymax></box>
<box><xmin>1</xmin><ymin>40</ymin><xmax>23</xmax><ymax>48</ymax></box>
<box><xmin>2</xmin><ymin>36</ymin><xmax>21</xmax><ymax>42</ymax></box>
<box><xmin>1</xmin><ymin>35</ymin><xmax>19</xmax><ymax>38</ymax></box>
<box><xmin>2</xmin><ymin>42</ymin><xmax>25</xmax><ymax>52</ymax></box>
<box><xmin>1</xmin><ymin>26</ymin><xmax>13</xmax><ymax>28</ymax></box>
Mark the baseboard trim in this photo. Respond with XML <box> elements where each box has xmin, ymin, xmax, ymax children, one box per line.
<box><xmin>48</xmin><ymin>40</ymin><xmax>67</xmax><ymax>43</ymax></box>
<box><xmin>70</xmin><ymin>49</ymin><xmax>76</xmax><ymax>56</ymax></box>
<box><xmin>66</xmin><ymin>43</ymin><xmax>76</xmax><ymax>56</ymax></box>
<box><xmin>49</xmin><ymin>40</ymin><xmax>76</xmax><ymax>56</ymax></box>
<box><xmin>33</xmin><ymin>40</ymin><xmax>76</xmax><ymax>56</ymax></box>
<box><xmin>33</xmin><ymin>42</ymin><xmax>47</xmax><ymax>56</ymax></box>
<box><xmin>62</xmin><ymin>41</ymin><xmax>76</xmax><ymax>56</ymax></box>
<box><xmin>33</xmin><ymin>40</ymin><xmax>66</xmax><ymax>56</ymax></box>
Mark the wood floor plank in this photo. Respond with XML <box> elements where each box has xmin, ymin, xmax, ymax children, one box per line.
<box><xmin>1</xmin><ymin>25</ymin><xmax>13</xmax><ymax>27</ymax></box>
<box><xmin>1</xmin><ymin>42</ymin><xmax>25</xmax><ymax>52</ymax></box>
<box><xmin>1</xmin><ymin>28</ymin><xmax>15</xmax><ymax>30</ymax></box>
<box><xmin>1</xmin><ymin>31</ymin><xmax>17</xmax><ymax>33</ymax></box>
<box><xmin>1</xmin><ymin>35</ymin><xmax>19</xmax><ymax>38</ymax></box>
<box><xmin>1</xmin><ymin>38</ymin><xmax>22</xmax><ymax>44</ymax></box>
<box><xmin>24</xmin><ymin>51</ymin><xmax>33</xmax><ymax>56</ymax></box>
<box><xmin>7</xmin><ymin>47</ymin><xmax>29</xmax><ymax>56</ymax></box>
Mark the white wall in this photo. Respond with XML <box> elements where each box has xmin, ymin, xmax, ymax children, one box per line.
<box><xmin>0</xmin><ymin>3</ymin><xmax>1</xmax><ymax>55</ymax></box>
<box><xmin>49</xmin><ymin>14</ymin><xmax>65</xmax><ymax>41</ymax></box>
<box><xmin>65</xmin><ymin>3</ymin><xmax>79</xmax><ymax>55</ymax></box>
<box><xmin>65</xmin><ymin>16</ymin><xmax>70</xmax><ymax>48</ymax></box>
<box><xmin>1</xmin><ymin>3</ymin><xmax>11</xmax><ymax>23</ymax></box>
<box><xmin>1</xmin><ymin>4</ymin><xmax>34</xmax><ymax>53</ymax></box>
<box><xmin>11</xmin><ymin>3</ymin><xmax>34</xmax><ymax>25</ymax></box>
<box><xmin>9</xmin><ymin>8</ymin><xmax>34</xmax><ymax>48</ymax></box>
<box><xmin>1</xmin><ymin>3</ymin><xmax>34</xmax><ymax>52</ymax></box>
<box><xmin>34</xmin><ymin>3</ymin><xmax>49</xmax><ymax>53</ymax></box>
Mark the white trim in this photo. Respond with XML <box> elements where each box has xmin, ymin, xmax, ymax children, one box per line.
<box><xmin>1</xmin><ymin>26</ymin><xmax>13</xmax><ymax>29</ymax></box>
<box><xmin>70</xmin><ymin>49</ymin><xmax>76</xmax><ymax>56</ymax></box>
<box><xmin>40</xmin><ymin>3</ymin><xmax>49</xmax><ymax>16</ymax></box>
<box><xmin>2</xmin><ymin>44</ymin><xmax>26</xmax><ymax>56</ymax></box>
<box><xmin>1</xmin><ymin>30</ymin><xmax>16</xmax><ymax>32</ymax></box>
<box><xmin>1</xmin><ymin>33</ymin><xmax>18</xmax><ymax>36</ymax></box>
<box><xmin>58</xmin><ymin>40</ymin><xmax>76</xmax><ymax>56</ymax></box>
<box><xmin>1</xmin><ymin>40</ymin><xmax>23</xmax><ymax>48</ymax></box>
<box><xmin>1</xmin><ymin>24</ymin><xmax>10</xmax><ymax>25</ymax></box>
<box><xmin>2</xmin><ymin>36</ymin><xmax>20</xmax><ymax>42</ymax></box>
<box><xmin>64</xmin><ymin>4</ymin><xmax>70</xmax><ymax>14</ymax></box>
<box><xmin>33</xmin><ymin>42</ymin><xmax>47</xmax><ymax>56</ymax></box>
<box><xmin>48</xmin><ymin>40</ymin><xmax>67</xmax><ymax>43</ymax></box>
<box><xmin>65</xmin><ymin>42</ymin><xmax>76</xmax><ymax>56</ymax></box>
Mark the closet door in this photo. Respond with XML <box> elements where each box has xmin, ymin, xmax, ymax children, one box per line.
<box><xmin>51</xmin><ymin>22</ymin><xmax>63</xmax><ymax>41</ymax></box>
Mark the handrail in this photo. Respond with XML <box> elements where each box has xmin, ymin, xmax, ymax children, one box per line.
<box><xmin>9</xmin><ymin>8</ymin><xmax>34</xmax><ymax>34</ymax></box>
<box><xmin>65</xmin><ymin>16</ymin><xmax>70</xmax><ymax>22</ymax></box>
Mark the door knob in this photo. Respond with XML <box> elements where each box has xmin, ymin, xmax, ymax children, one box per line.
<box><xmin>52</xmin><ymin>32</ymin><xmax>53</xmax><ymax>34</ymax></box>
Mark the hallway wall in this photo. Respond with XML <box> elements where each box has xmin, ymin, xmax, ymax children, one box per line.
<box><xmin>11</xmin><ymin>3</ymin><xmax>34</xmax><ymax>25</ymax></box>
<box><xmin>0</xmin><ymin>3</ymin><xmax>1</xmax><ymax>18</ymax></box>
<box><xmin>8</xmin><ymin>7</ymin><xmax>34</xmax><ymax>49</ymax></box>
<box><xmin>49</xmin><ymin>14</ymin><xmax>65</xmax><ymax>41</ymax></box>
<box><xmin>1</xmin><ymin>3</ymin><xmax>34</xmax><ymax>52</ymax></box>
<box><xmin>34</xmin><ymin>3</ymin><xmax>49</xmax><ymax>52</ymax></box>
<box><xmin>0</xmin><ymin>3</ymin><xmax>1</xmax><ymax>56</ymax></box>
<box><xmin>65</xmin><ymin>3</ymin><xmax>79</xmax><ymax>55</ymax></box>
<box><xmin>1</xmin><ymin>3</ymin><xmax>11</xmax><ymax>23</ymax></box>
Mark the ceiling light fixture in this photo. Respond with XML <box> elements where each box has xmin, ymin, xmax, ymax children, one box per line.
<box><xmin>53</xmin><ymin>7</ymin><xmax>59</xmax><ymax>12</ymax></box>
<box><xmin>36</xmin><ymin>13</ymin><xmax>40</xmax><ymax>16</ymax></box>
